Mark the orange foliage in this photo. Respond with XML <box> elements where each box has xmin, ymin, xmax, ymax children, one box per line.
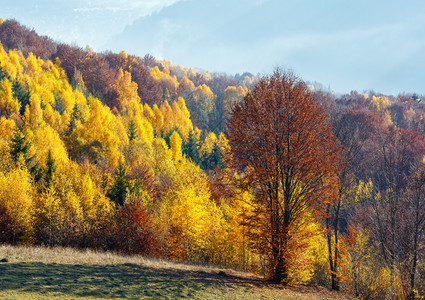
<box><xmin>227</xmin><ymin>69</ymin><xmax>341</xmax><ymax>283</ymax></box>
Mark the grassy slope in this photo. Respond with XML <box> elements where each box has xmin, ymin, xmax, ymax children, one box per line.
<box><xmin>0</xmin><ymin>245</ymin><xmax>354</xmax><ymax>299</ymax></box>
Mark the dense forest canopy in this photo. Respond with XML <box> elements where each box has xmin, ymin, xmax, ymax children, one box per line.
<box><xmin>1</xmin><ymin>18</ymin><xmax>425</xmax><ymax>299</ymax></box>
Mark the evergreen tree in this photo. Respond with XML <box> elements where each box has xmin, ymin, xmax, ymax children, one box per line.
<box><xmin>54</xmin><ymin>93</ymin><xmax>66</xmax><ymax>115</ymax></box>
<box><xmin>107</xmin><ymin>160</ymin><xmax>129</xmax><ymax>207</ymax></box>
<box><xmin>12</xmin><ymin>80</ymin><xmax>31</xmax><ymax>115</ymax></box>
<box><xmin>0</xmin><ymin>67</ymin><xmax>10</xmax><ymax>82</ymax></box>
<box><xmin>9</xmin><ymin>127</ymin><xmax>42</xmax><ymax>182</ymax></box>
<box><xmin>202</xmin><ymin>142</ymin><xmax>224</xmax><ymax>170</ymax></box>
<box><xmin>182</xmin><ymin>131</ymin><xmax>200</xmax><ymax>164</ymax></box>
<box><xmin>10</xmin><ymin>127</ymin><xmax>30</xmax><ymax>164</ymax></box>
<box><xmin>30</xmin><ymin>161</ymin><xmax>42</xmax><ymax>184</ymax></box>
<box><xmin>66</xmin><ymin>103</ymin><xmax>81</xmax><ymax>136</ymax></box>
<box><xmin>162</xmin><ymin>128</ymin><xmax>181</xmax><ymax>148</ymax></box>
<box><xmin>44</xmin><ymin>149</ymin><xmax>55</xmax><ymax>188</ymax></box>
<box><xmin>128</xmin><ymin>120</ymin><xmax>137</xmax><ymax>142</ymax></box>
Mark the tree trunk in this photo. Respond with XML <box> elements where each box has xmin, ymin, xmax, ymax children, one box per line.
<box><xmin>409</xmin><ymin>195</ymin><xmax>420</xmax><ymax>300</ymax></box>
<box><xmin>332</xmin><ymin>199</ymin><xmax>341</xmax><ymax>291</ymax></box>
<box><xmin>326</xmin><ymin>202</ymin><xmax>340</xmax><ymax>291</ymax></box>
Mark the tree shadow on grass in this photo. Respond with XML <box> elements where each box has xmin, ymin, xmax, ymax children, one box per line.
<box><xmin>0</xmin><ymin>262</ymin><xmax>264</xmax><ymax>299</ymax></box>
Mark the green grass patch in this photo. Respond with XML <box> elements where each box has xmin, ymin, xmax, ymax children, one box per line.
<box><xmin>0</xmin><ymin>245</ymin><xmax>352</xmax><ymax>299</ymax></box>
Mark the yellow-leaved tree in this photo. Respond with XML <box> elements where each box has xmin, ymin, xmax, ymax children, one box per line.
<box><xmin>0</xmin><ymin>165</ymin><xmax>34</xmax><ymax>244</ymax></box>
<box><xmin>0</xmin><ymin>79</ymin><xmax>20</xmax><ymax>117</ymax></box>
<box><xmin>115</xmin><ymin>68</ymin><xmax>140</xmax><ymax>112</ymax></box>
<box><xmin>157</xmin><ymin>161</ymin><xmax>228</xmax><ymax>264</ymax></box>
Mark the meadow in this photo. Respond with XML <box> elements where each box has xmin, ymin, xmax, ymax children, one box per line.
<box><xmin>0</xmin><ymin>245</ymin><xmax>351</xmax><ymax>299</ymax></box>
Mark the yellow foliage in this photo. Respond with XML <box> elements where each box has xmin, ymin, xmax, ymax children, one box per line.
<box><xmin>26</xmin><ymin>53</ymin><xmax>42</xmax><ymax>75</ymax></box>
<box><xmin>223</xmin><ymin>86</ymin><xmax>245</xmax><ymax>115</ymax></box>
<box><xmin>195</xmin><ymin>84</ymin><xmax>214</xmax><ymax>99</ymax></box>
<box><xmin>0</xmin><ymin>167</ymin><xmax>34</xmax><ymax>243</ymax></box>
<box><xmin>169</xmin><ymin>131</ymin><xmax>182</xmax><ymax>163</ymax></box>
<box><xmin>119</xmin><ymin>50</ymin><xmax>128</xmax><ymax>61</ymax></box>
<box><xmin>136</xmin><ymin>116</ymin><xmax>154</xmax><ymax>145</ymax></box>
<box><xmin>33</xmin><ymin>124</ymin><xmax>69</xmax><ymax>170</ymax></box>
<box><xmin>227</xmin><ymin>189</ymin><xmax>260</xmax><ymax>271</ymax></box>
<box><xmin>173</xmin><ymin>97</ymin><xmax>193</xmax><ymax>140</ymax></box>
<box><xmin>0</xmin><ymin>116</ymin><xmax>16</xmax><ymax>141</ymax></box>
<box><xmin>3</xmin><ymin>49</ymin><xmax>23</xmax><ymax>80</ymax></box>
<box><xmin>152</xmin><ymin>138</ymin><xmax>175</xmax><ymax>178</ymax></box>
<box><xmin>73</xmin><ymin>69</ymin><xmax>86</xmax><ymax>92</ymax></box>
<box><xmin>286</xmin><ymin>212</ymin><xmax>326</xmax><ymax>283</ymax></box>
<box><xmin>43</xmin><ymin>103</ymin><xmax>60</xmax><ymax>131</ymax></box>
<box><xmin>33</xmin><ymin>187</ymin><xmax>64</xmax><ymax>245</ymax></box>
<box><xmin>150</xmin><ymin>66</ymin><xmax>162</xmax><ymax>80</ymax></box>
<box><xmin>372</xmin><ymin>95</ymin><xmax>390</xmax><ymax>112</ymax></box>
<box><xmin>160</xmin><ymin>101</ymin><xmax>173</xmax><ymax>132</ymax></box>
<box><xmin>355</xmin><ymin>179</ymin><xmax>373</xmax><ymax>202</ymax></box>
<box><xmin>159</xmin><ymin>161</ymin><xmax>228</xmax><ymax>263</ymax></box>
<box><xmin>200</xmin><ymin>131</ymin><xmax>217</xmax><ymax>156</ymax></box>
<box><xmin>152</xmin><ymin>104</ymin><xmax>164</xmax><ymax>134</ymax></box>
<box><xmin>150</xmin><ymin>66</ymin><xmax>179</xmax><ymax>92</ymax></box>
<box><xmin>115</xmin><ymin>68</ymin><xmax>140</xmax><ymax>112</ymax></box>
<box><xmin>0</xmin><ymin>79</ymin><xmax>20</xmax><ymax>117</ymax></box>
<box><xmin>78</xmin><ymin>98</ymin><xmax>122</xmax><ymax>168</ymax></box>
<box><xmin>24</xmin><ymin>93</ymin><xmax>43</xmax><ymax>130</ymax></box>
<box><xmin>126</xmin><ymin>98</ymin><xmax>144</xmax><ymax>120</ymax></box>
<box><xmin>180</xmin><ymin>76</ymin><xmax>195</xmax><ymax>91</ymax></box>
<box><xmin>143</xmin><ymin>103</ymin><xmax>155</xmax><ymax>124</ymax></box>
<box><xmin>218</xmin><ymin>133</ymin><xmax>231</xmax><ymax>155</ymax></box>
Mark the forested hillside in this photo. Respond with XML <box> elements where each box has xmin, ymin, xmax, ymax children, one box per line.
<box><xmin>1</xmin><ymin>18</ymin><xmax>425</xmax><ymax>299</ymax></box>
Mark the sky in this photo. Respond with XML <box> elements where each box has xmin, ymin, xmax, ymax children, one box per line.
<box><xmin>2</xmin><ymin>0</ymin><xmax>425</xmax><ymax>95</ymax></box>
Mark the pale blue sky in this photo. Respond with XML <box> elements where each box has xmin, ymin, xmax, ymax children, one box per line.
<box><xmin>2</xmin><ymin>0</ymin><xmax>425</xmax><ymax>95</ymax></box>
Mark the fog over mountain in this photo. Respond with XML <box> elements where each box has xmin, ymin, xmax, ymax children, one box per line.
<box><xmin>104</xmin><ymin>0</ymin><xmax>425</xmax><ymax>95</ymax></box>
<box><xmin>2</xmin><ymin>0</ymin><xmax>425</xmax><ymax>95</ymax></box>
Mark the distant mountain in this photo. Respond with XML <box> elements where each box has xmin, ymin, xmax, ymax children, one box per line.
<box><xmin>104</xmin><ymin>0</ymin><xmax>425</xmax><ymax>95</ymax></box>
<box><xmin>104</xmin><ymin>0</ymin><xmax>259</xmax><ymax>74</ymax></box>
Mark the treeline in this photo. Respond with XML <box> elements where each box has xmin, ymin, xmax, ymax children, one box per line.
<box><xmin>0</xmin><ymin>35</ymin><xmax>249</xmax><ymax>265</ymax></box>
<box><xmin>320</xmin><ymin>90</ymin><xmax>425</xmax><ymax>298</ymax></box>
<box><xmin>1</xmin><ymin>18</ymin><xmax>425</xmax><ymax>299</ymax></box>
<box><xmin>0</xmin><ymin>19</ymin><xmax>256</xmax><ymax>133</ymax></box>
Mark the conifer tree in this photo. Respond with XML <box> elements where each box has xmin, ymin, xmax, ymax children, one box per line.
<box><xmin>182</xmin><ymin>131</ymin><xmax>200</xmax><ymax>164</ymax></box>
<box><xmin>0</xmin><ymin>67</ymin><xmax>10</xmax><ymax>81</ymax></box>
<box><xmin>10</xmin><ymin>127</ymin><xmax>30</xmax><ymax>164</ymax></box>
<box><xmin>44</xmin><ymin>149</ymin><xmax>55</xmax><ymax>189</ymax></box>
<box><xmin>12</xmin><ymin>80</ymin><xmax>31</xmax><ymax>115</ymax></box>
<box><xmin>10</xmin><ymin>127</ymin><xmax>42</xmax><ymax>182</ymax></box>
<box><xmin>202</xmin><ymin>142</ymin><xmax>224</xmax><ymax>170</ymax></box>
<box><xmin>128</xmin><ymin>120</ymin><xmax>137</xmax><ymax>142</ymax></box>
<box><xmin>107</xmin><ymin>160</ymin><xmax>129</xmax><ymax>207</ymax></box>
<box><xmin>66</xmin><ymin>103</ymin><xmax>81</xmax><ymax>136</ymax></box>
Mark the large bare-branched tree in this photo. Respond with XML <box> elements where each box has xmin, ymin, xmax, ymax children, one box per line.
<box><xmin>226</xmin><ymin>69</ymin><xmax>341</xmax><ymax>283</ymax></box>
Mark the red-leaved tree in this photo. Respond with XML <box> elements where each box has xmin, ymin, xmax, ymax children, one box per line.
<box><xmin>226</xmin><ymin>69</ymin><xmax>341</xmax><ymax>283</ymax></box>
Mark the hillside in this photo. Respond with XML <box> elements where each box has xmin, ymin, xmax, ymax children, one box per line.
<box><xmin>1</xmin><ymin>18</ymin><xmax>425</xmax><ymax>299</ymax></box>
<box><xmin>0</xmin><ymin>245</ymin><xmax>353</xmax><ymax>299</ymax></box>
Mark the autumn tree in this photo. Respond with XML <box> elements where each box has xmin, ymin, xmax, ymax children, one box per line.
<box><xmin>370</xmin><ymin>129</ymin><xmax>423</xmax><ymax>288</ymax></box>
<box><xmin>403</xmin><ymin>163</ymin><xmax>425</xmax><ymax>298</ymax></box>
<box><xmin>326</xmin><ymin>108</ymin><xmax>367</xmax><ymax>291</ymax></box>
<box><xmin>227</xmin><ymin>69</ymin><xmax>341</xmax><ymax>284</ymax></box>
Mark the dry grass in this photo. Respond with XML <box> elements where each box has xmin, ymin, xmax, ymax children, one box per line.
<box><xmin>0</xmin><ymin>244</ymin><xmax>225</xmax><ymax>272</ymax></box>
<box><xmin>0</xmin><ymin>245</ymin><xmax>355</xmax><ymax>299</ymax></box>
